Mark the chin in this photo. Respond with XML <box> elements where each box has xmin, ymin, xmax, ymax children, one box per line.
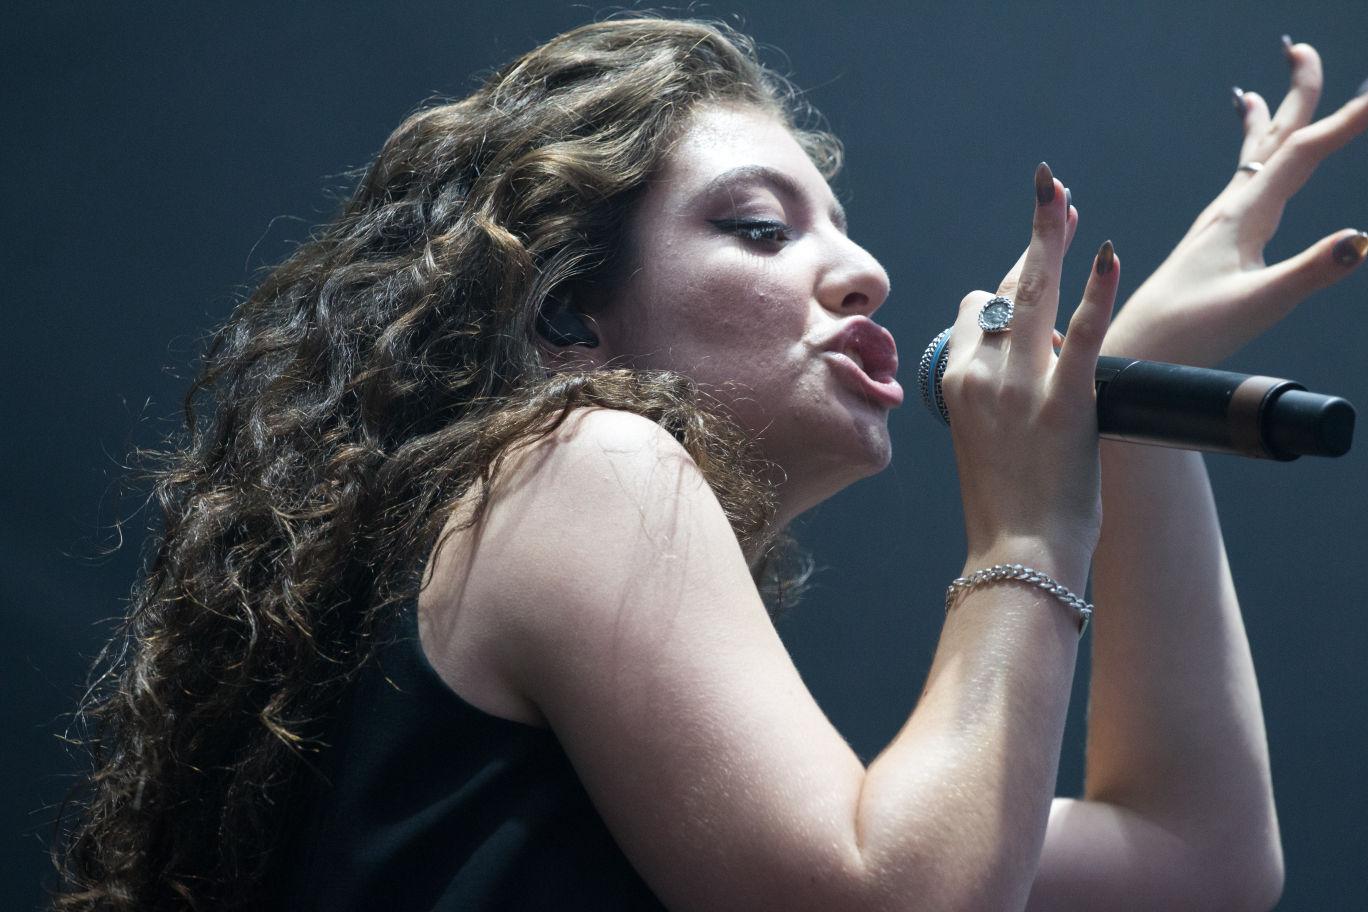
<box><xmin>845</xmin><ymin>421</ymin><xmax>894</xmax><ymax>478</ymax></box>
<box><xmin>771</xmin><ymin>408</ymin><xmax>894</xmax><ymax>508</ymax></box>
<box><xmin>730</xmin><ymin>380</ymin><xmax>895</xmax><ymax>508</ymax></box>
<box><xmin>832</xmin><ymin>390</ymin><xmax>896</xmax><ymax>468</ymax></box>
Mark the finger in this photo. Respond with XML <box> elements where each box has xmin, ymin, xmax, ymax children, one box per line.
<box><xmin>942</xmin><ymin>290</ymin><xmax>1005</xmax><ymax>393</ymax></box>
<box><xmin>997</xmin><ymin>199</ymin><xmax>1077</xmax><ymax>289</ymax></box>
<box><xmin>1268</xmin><ymin>39</ymin><xmax>1323</xmax><ymax>138</ymax></box>
<box><xmin>1235</xmin><ymin>88</ymin><xmax>1272</xmax><ymax>168</ymax></box>
<box><xmin>1055</xmin><ymin>240</ymin><xmax>1119</xmax><ymax>395</ymax></box>
<box><xmin>994</xmin><ymin>187</ymin><xmax>1077</xmax><ymax>349</ymax></box>
<box><xmin>1177</xmin><ymin>89</ymin><xmax>1269</xmax><ymax>239</ymax></box>
<box><xmin>1064</xmin><ymin>194</ymin><xmax>1079</xmax><ymax>251</ymax></box>
<box><xmin>1257</xmin><ymin>229</ymin><xmax>1368</xmax><ymax>304</ymax></box>
<box><xmin>1001</xmin><ymin>162</ymin><xmax>1069</xmax><ymax>373</ymax></box>
<box><xmin>1055</xmin><ymin>211</ymin><xmax>1080</xmax><ymax>342</ymax></box>
<box><xmin>1243</xmin><ymin>91</ymin><xmax>1368</xmax><ymax>219</ymax></box>
<box><xmin>998</xmin><ymin>247</ymin><xmax>1029</xmax><ymax>292</ymax></box>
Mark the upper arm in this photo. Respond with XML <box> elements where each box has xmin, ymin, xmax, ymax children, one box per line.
<box><xmin>457</xmin><ymin>408</ymin><xmax>870</xmax><ymax>911</ymax></box>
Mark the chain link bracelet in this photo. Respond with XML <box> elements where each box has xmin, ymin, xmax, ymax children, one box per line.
<box><xmin>946</xmin><ymin>563</ymin><xmax>1093</xmax><ymax>635</ymax></box>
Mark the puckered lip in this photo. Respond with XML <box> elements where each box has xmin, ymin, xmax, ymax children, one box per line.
<box><xmin>819</xmin><ymin>316</ymin><xmax>899</xmax><ymax>383</ymax></box>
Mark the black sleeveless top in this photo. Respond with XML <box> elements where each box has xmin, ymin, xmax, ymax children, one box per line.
<box><xmin>274</xmin><ymin>595</ymin><xmax>666</xmax><ymax>910</ymax></box>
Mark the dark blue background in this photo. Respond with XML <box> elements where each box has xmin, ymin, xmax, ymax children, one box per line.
<box><xmin>7</xmin><ymin>2</ymin><xmax>1366</xmax><ymax>908</ymax></box>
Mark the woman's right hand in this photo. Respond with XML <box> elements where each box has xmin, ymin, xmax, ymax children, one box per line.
<box><xmin>940</xmin><ymin>162</ymin><xmax>1121</xmax><ymax>573</ymax></box>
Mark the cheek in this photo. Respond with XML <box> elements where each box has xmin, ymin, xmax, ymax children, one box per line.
<box><xmin>667</xmin><ymin>264</ymin><xmax>809</xmax><ymax>353</ymax></box>
<box><xmin>610</xmin><ymin>241</ymin><xmax>815</xmax><ymax>379</ymax></box>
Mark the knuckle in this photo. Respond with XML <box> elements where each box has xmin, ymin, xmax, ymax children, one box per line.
<box><xmin>1065</xmin><ymin>317</ymin><xmax>1096</xmax><ymax>344</ymax></box>
<box><xmin>968</xmin><ymin>359</ymin><xmax>1001</xmax><ymax>385</ymax></box>
<box><xmin>1067</xmin><ymin>308</ymin><xmax>1104</xmax><ymax>341</ymax></box>
<box><xmin>961</xmin><ymin>360</ymin><xmax>998</xmax><ymax>390</ymax></box>
<box><xmin>1037</xmin><ymin>400</ymin><xmax>1079</xmax><ymax>435</ymax></box>
<box><xmin>1208</xmin><ymin>205</ymin><xmax>1239</xmax><ymax>226</ymax></box>
<box><xmin>1283</xmin><ymin>127</ymin><xmax>1320</xmax><ymax>157</ymax></box>
<box><xmin>997</xmin><ymin>378</ymin><xmax>1035</xmax><ymax>409</ymax></box>
<box><xmin>943</xmin><ymin>360</ymin><xmax>993</xmax><ymax>403</ymax></box>
<box><xmin>938</xmin><ymin>370</ymin><xmax>967</xmax><ymax>409</ymax></box>
<box><xmin>1014</xmin><ymin>270</ymin><xmax>1052</xmax><ymax>302</ymax></box>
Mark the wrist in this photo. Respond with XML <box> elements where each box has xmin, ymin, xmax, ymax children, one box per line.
<box><xmin>947</xmin><ymin>563</ymin><xmax>1094</xmax><ymax>635</ymax></box>
<box><xmin>964</xmin><ymin>535</ymin><xmax>1094</xmax><ymax>595</ymax></box>
<box><xmin>1100</xmin><ymin>437</ymin><xmax>1205</xmax><ymax>474</ymax></box>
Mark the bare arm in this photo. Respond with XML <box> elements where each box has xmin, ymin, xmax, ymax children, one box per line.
<box><xmin>1029</xmin><ymin>40</ymin><xmax>1368</xmax><ymax>911</ymax></box>
<box><xmin>1026</xmin><ymin>446</ymin><xmax>1282</xmax><ymax>912</ymax></box>
<box><xmin>1093</xmin><ymin>445</ymin><xmax>1279</xmax><ymax>872</ymax></box>
<box><xmin>470</xmin><ymin>408</ymin><xmax>1092</xmax><ymax>912</ymax></box>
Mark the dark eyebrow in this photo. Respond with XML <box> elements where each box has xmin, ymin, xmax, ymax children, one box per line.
<box><xmin>698</xmin><ymin>164</ymin><xmax>848</xmax><ymax>233</ymax></box>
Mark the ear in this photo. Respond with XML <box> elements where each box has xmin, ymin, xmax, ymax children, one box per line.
<box><xmin>536</xmin><ymin>294</ymin><xmax>600</xmax><ymax>348</ymax></box>
<box><xmin>535</xmin><ymin>292</ymin><xmax>612</xmax><ymax>373</ymax></box>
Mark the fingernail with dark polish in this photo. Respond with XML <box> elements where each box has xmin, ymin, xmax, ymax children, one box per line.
<box><xmin>1035</xmin><ymin>161</ymin><xmax>1055</xmax><ymax>205</ymax></box>
<box><xmin>1232</xmin><ymin>86</ymin><xmax>1247</xmax><ymax>117</ymax></box>
<box><xmin>1356</xmin><ymin>76</ymin><xmax>1368</xmax><ymax>98</ymax></box>
<box><xmin>1095</xmin><ymin>239</ymin><xmax>1115</xmax><ymax>275</ymax></box>
<box><xmin>1065</xmin><ymin>187</ymin><xmax>1073</xmax><ymax>210</ymax></box>
<box><xmin>1281</xmin><ymin>34</ymin><xmax>1294</xmax><ymax>59</ymax></box>
<box><xmin>1332</xmin><ymin>231</ymin><xmax>1368</xmax><ymax>266</ymax></box>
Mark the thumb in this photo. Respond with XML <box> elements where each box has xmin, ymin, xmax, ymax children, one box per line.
<box><xmin>1261</xmin><ymin>229</ymin><xmax>1368</xmax><ymax>303</ymax></box>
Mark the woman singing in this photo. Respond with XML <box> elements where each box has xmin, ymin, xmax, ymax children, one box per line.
<box><xmin>52</xmin><ymin>17</ymin><xmax>1368</xmax><ymax>911</ymax></box>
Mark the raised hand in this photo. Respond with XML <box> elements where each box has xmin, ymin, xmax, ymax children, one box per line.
<box><xmin>1103</xmin><ymin>39</ymin><xmax>1368</xmax><ymax>367</ymax></box>
<box><xmin>942</xmin><ymin>163</ymin><xmax>1119</xmax><ymax>565</ymax></box>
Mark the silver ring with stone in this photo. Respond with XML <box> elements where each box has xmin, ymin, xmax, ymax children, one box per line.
<box><xmin>977</xmin><ymin>295</ymin><xmax>1015</xmax><ymax>333</ymax></box>
<box><xmin>1236</xmin><ymin>161</ymin><xmax>1264</xmax><ymax>174</ymax></box>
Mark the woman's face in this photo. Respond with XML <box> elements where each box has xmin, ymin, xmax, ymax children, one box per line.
<box><xmin>587</xmin><ymin>104</ymin><xmax>898</xmax><ymax>523</ymax></box>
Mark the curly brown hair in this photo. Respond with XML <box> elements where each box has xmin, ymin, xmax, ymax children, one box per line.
<box><xmin>50</xmin><ymin>16</ymin><xmax>840</xmax><ymax>910</ymax></box>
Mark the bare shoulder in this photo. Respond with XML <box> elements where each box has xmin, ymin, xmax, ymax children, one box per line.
<box><xmin>416</xmin><ymin>406</ymin><xmax>728</xmax><ymax>724</ymax></box>
<box><xmin>420</xmin><ymin>406</ymin><xmax>871</xmax><ymax>909</ymax></box>
<box><xmin>461</xmin><ymin>406</ymin><xmax>719</xmax><ymax>569</ymax></box>
<box><xmin>502</xmin><ymin>406</ymin><xmax>709</xmax><ymax>507</ymax></box>
<box><xmin>467</xmin><ymin>405</ymin><xmax>744</xmax><ymax>644</ymax></box>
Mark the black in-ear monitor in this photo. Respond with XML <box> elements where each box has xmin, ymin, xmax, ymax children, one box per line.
<box><xmin>536</xmin><ymin>295</ymin><xmax>600</xmax><ymax>348</ymax></box>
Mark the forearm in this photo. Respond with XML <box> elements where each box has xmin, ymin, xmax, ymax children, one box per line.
<box><xmin>857</xmin><ymin>542</ymin><xmax>1086</xmax><ymax>910</ymax></box>
<box><xmin>1086</xmin><ymin>443</ymin><xmax>1280</xmax><ymax>875</ymax></box>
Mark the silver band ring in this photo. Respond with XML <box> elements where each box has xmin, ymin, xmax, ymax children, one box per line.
<box><xmin>977</xmin><ymin>295</ymin><xmax>1014</xmax><ymax>333</ymax></box>
<box><xmin>1236</xmin><ymin>161</ymin><xmax>1264</xmax><ymax>174</ymax></box>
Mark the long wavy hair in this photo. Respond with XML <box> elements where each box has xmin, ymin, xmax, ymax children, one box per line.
<box><xmin>50</xmin><ymin>16</ymin><xmax>840</xmax><ymax>910</ymax></box>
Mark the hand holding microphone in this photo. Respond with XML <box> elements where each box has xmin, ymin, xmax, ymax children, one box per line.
<box><xmin>919</xmin><ymin>327</ymin><xmax>1356</xmax><ymax>460</ymax></box>
<box><xmin>944</xmin><ymin>162</ymin><xmax>1119</xmax><ymax>569</ymax></box>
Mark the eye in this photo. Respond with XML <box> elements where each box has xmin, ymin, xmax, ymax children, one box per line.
<box><xmin>710</xmin><ymin>218</ymin><xmax>793</xmax><ymax>245</ymax></box>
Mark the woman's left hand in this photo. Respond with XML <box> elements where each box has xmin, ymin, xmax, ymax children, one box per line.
<box><xmin>1102</xmin><ymin>39</ymin><xmax>1368</xmax><ymax>367</ymax></box>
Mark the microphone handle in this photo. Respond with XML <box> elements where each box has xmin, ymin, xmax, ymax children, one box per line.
<box><xmin>1095</xmin><ymin>356</ymin><xmax>1355</xmax><ymax>460</ymax></box>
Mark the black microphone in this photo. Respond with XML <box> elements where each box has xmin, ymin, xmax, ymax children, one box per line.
<box><xmin>917</xmin><ymin>328</ymin><xmax>1356</xmax><ymax>460</ymax></box>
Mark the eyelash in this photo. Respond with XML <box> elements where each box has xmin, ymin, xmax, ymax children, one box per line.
<box><xmin>713</xmin><ymin>219</ymin><xmax>792</xmax><ymax>244</ymax></box>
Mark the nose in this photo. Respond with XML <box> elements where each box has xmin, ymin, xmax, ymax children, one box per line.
<box><xmin>817</xmin><ymin>234</ymin><xmax>891</xmax><ymax>317</ymax></box>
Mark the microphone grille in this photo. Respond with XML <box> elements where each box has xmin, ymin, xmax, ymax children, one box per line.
<box><xmin>918</xmin><ymin>327</ymin><xmax>954</xmax><ymax>426</ymax></box>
